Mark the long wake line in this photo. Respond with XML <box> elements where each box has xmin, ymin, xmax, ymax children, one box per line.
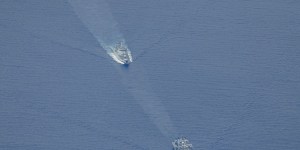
<box><xmin>68</xmin><ymin>0</ymin><xmax>178</xmax><ymax>141</ymax></box>
<box><xmin>68</xmin><ymin>0</ymin><xmax>131</xmax><ymax>64</ymax></box>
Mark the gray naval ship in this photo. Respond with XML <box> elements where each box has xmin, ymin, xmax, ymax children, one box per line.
<box><xmin>172</xmin><ymin>137</ymin><xmax>193</xmax><ymax>150</ymax></box>
<box><xmin>108</xmin><ymin>42</ymin><xmax>132</xmax><ymax>65</ymax></box>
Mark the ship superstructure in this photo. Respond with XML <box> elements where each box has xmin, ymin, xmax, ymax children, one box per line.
<box><xmin>108</xmin><ymin>42</ymin><xmax>132</xmax><ymax>65</ymax></box>
<box><xmin>172</xmin><ymin>137</ymin><xmax>193</xmax><ymax>150</ymax></box>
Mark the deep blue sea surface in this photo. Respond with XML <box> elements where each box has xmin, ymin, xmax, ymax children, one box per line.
<box><xmin>1</xmin><ymin>0</ymin><xmax>300</xmax><ymax>149</ymax></box>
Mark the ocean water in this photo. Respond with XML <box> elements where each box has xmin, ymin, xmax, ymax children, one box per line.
<box><xmin>1</xmin><ymin>0</ymin><xmax>300</xmax><ymax>149</ymax></box>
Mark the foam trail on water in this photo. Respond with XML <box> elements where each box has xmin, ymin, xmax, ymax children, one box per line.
<box><xmin>69</xmin><ymin>0</ymin><xmax>177</xmax><ymax>139</ymax></box>
<box><xmin>68</xmin><ymin>0</ymin><xmax>131</xmax><ymax>64</ymax></box>
<box><xmin>115</xmin><ymin>64</ymin><xmax>178</xmax><ymax>139</ymax></box>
